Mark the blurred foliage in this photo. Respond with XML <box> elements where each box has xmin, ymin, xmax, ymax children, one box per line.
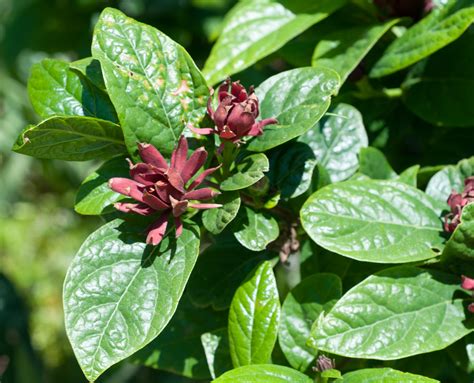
<box><xmin>0</xmin><ymin>0</ymin><xmax>234</xmax><ymax>381</ymax></box>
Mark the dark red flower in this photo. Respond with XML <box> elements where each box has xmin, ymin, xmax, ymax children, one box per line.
<box><xmin>109</xmin><ymin>136</ymin><xmax>221</xmax><ymax>245</ymax></box>
<box><xmin>190</xmin><ymin>78</ymin><xmax>277</xmax><ymax>143</ymax></box>
<box><xmin>461</xmin><ymin>275</ymin><xmax>474</xmax><ymax>313</ymax></box>
<box><xmin>374</xmin><ymin>0</ymin><xmax>433</xmax><ymax>20</ymax></box>
<box><xmin>444</xmin><ymin>176</ymin><xmax>474</xmax><ymax>233</ymax></box>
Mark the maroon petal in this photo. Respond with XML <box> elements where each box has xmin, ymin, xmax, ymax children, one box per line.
<box><xmin>109</xmin><ymin>178</ymin><xmax>145</xmax><ymax>202</ymax></box>
<box><xmin>462</xmin><ymin>276</ymin><xmax>474</xmax><ymax>290</ymax></box>
<box><xmin>188</xmin><ymin>124</ymin><xmax>215</xmax><ymax>136</ymax></box>
<box><xmin>166</xmin><ymin>167</ymin><xmax>185</xmax><ymax>193</ymax></box>
<box><xmin>171</xmin><ymin>136</ymin><xmax>188</xmax><ymax>172</ymax></box>
<box><xmin>227</xmin><ymin>106</ymin><xmax>255</xmax><ymax>137</ymax></box>
<box><xmin>143</xmin><ymin>192</ymin><xmax>170</xmax><ymax>211</ymax></box>
<box><xmin>219</xmin><ymin>126</ymin><xmax>237</xmax><ymax>140</ymax></box>
<box><xmin>175</xmin><ymin>216</ymin><xmax>183</xmax><ymax>238</ymax></box>
<box><xmin>181</xmin><ymin>147</ymin><xmax>208</xmax><ymax>183</ymax></box>
<box><xmin>469</xmin><ymin>303</ymin><xmax>474</xmax><ymax>313</ymax></box>
<box><xmin>169</xmin><ymin>195</ymin><xmax>188</xmax><ymax>217</ymax></box>
<box><xmin>114</xmin><ymin>202</ymin><xmax>154</xmax><ymax>215</ymax></box>
<box><xmin>184</xmin><ymin>187</ymin><xmax>219</xmax><ymax>201</ymax></box>
<box><xmin>214</xmin><ymin>103</ymin><xmax>230</xmax><ymax>128</ymax></box>
<box><xmin>189</xmin><ymin>165</ymin><xmax>221</xmax><ymax>190</ymax></box>
<box><xmin>138</xmin><ymin>143</ymin><xmax>168</xmax><ymax>169</ymax></box>
<box><xmin>189</xmin><ymin>203</ymin><xmax>222</xmax><ymax>209</ymax></box>
<box><xmin>231</xmin><ymin>81</ymin><xmax>248</xmax><ymax>102</ymax></box>
<box><xmin>146</xmin><ymin>213</ymin><xmax>169</xmax><ymax>246</ymax></box>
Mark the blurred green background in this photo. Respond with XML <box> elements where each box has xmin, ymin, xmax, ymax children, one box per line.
<box><xmin>0</xmin><ymin>1</ymin><xmax>236</xmax><ymax>381</ymax></box>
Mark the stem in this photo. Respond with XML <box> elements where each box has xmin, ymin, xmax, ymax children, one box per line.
<box><xmin>221</xmin><ymin>140</ymin><xmax>237</xmax><ymax>178</ymax></box>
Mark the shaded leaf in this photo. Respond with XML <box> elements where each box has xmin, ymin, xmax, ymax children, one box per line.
<box><xmin>371</xmin><ymin>0</ymin><xmax>474</xmax><ymax>77</ymax></box>
<box><xmin>203</xmin><ymin>192</ymin><xmax>241</xmax><ymax>234</ymax></box>
<box><xmin>279</xmin><ymin>273</ymin><xmax>342</xmax><ymax>372</ymax></box>
<box><xmin>299</xmin><ymin>103</ymin><xmax>367</xmax><ymax>182</ymax></box>
<box><xmin>13</xmin><ymin>116</ymin><xmax>126</xmax><ymax>161</ymax></box>
<box><xmin>234</xmin><ymin>206</ymin><xmax>279</xmax><ymax>252</ymax></box>
<box><xmin>359</xmin><ymin>147</ymin><xmax>397</xmax><ymax>180</ymax></box>
<box><xmin>201</xmin><ymin>328</ymin><xmax>233</xmax><ymax>380</ymax></box>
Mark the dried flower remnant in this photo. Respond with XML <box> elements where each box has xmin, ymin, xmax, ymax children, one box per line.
<box><xmin>444</xmin><ymin>176</ymin><xmax>474</xmax><ymax>233</ymax></box>
<box><xmin>190</xmin><ymin>78</ymin><xmax>278</xmax><ymax>143</ymax></box>
<box><xmin>109</xmin><ymin>136</ymin><xmax>221</xmax><ymax>245</ymax></box>
<box><xmin>313</xmin><ymin>354</ymin><xmax>336</xmax><ymax>372</ymax></box>
<box><xmin>461</xmin><ymin>275</ymin><xmax>474</xmax><ymax>313</ymax></box>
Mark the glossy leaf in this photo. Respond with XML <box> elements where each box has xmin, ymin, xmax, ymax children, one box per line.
<box><xmin>63</xmin><ymin>219</ymin><xmax>200</xmax><ymax>381</ymax></box>
<box><xmin>359</xmin><ymin>147</ymin><xmax>397</xmax><ymax>180</ymax></box>
<box><xmin>398</xmin><ymin>165</ymin><xmax>419</xmax><ymax>187</ymax></box>
<box><xmin>247</xmin><ymin>68</ymin><xmax>339</xmax><ymax>152</ymax></box>
<box><xmin>132</xmin><ymin>296</ymin><xmax>227</xmax><ymax>379</ymax></box>
<box><xmin>228</xmin><ymin>261</ymin><xmax>280</xmax><ymax>367</ymax></box>
<box><xmin>403</xmin><ymin>29</ymin><xmax>474</xmax><ymax>127</ymax></box>
<box><xmin>299</xmin><ymin>103</ymin><xmax>367</xmax><ymax>182</ymax></box>
<box><xmin>202</xmin><ymin>0</ymin><xmax>345</xmax><ymax>85</ymax></box>
<box><xmin>13</xmin><ymin>116</ymin><xmax>126</xmax><ymax>161</ymax></box>
<box><xmin>269</xmin><ymin>142</ymin><xmax>317</xmax><ymax>199</ymax></box>
<box><xmin>300</xmin><ymin>180</ymin><xmax>445</xmax><ymax>263</ymax></box>
<box><xmin>336</xmin><ymin>368</ymin><xmax>439</xmax><ymax>382</ymax></box>
<box><xmin>247</xmin><ymin>67</ymin><xmax>340</xmax><ymax>152</ymax></box>
<box><xmin>28</xmin><ymin>58</ymin><xmax>117</xmax><ymax>122</ymax></box>
<box><xmin>310</xmin><ymin>266</ymin><xmax>473</xmax><ymax>359</ymax></box>
<box><xmin>201</xmin><ymin>328</ymin><xmax>233</xmax><ymax>379</ymax></box>
<box><xmin>425</xmin><ymin>157</ymin><xmax>474</xmax><ymax>204</ymax></box>
<box><xmin>75</xmin><ymin>156</ymin><xmax>129</xmax><ymax>215</ymax></box>
<box><xmin>442</xmin><ymin>203</ymin><xmax>474</xmax><ymax>261</ymax></box>
<box><xmin>70</xmin><ymin>57</ymin><xmax>107</xmax><ymax>91</ymax></box>
<box><xmin>212</xmin><ymin>364</ymin><xmax>312</xmax><ymax>383</ymax></box>
<box><xmin>221</xmin><ymin>153</ymin><xmax>269</xmax><ymax>191</ymax></box>
<box><xmin>203</xmin><ymin>192</ymin><xmax>241</xmax><ymax>234</ymax></box>
<box><xmin>371</xmin><ymin>0</ymin><xmax>474</xmax><ymax>77</ymax></box>
<box><xmin>312</xmin><ymin>19</ymin><xmax>398</xmax><ymax>83</ymax></box>
<box><xmin>92</xmin><ymin>8</ymin><xmax>208</xmax><ymax>159</ymax></box>
<box><xmin>234</xmin><ymin>206</ymin><xmax>279</xmax><ymax>252</ymax></box>
<box><xmin>188</xmin><ymin>237</ymin><xmax>274</xmax><ymax>310</ymax></box>
<box><xmin>279</xmin><ymin>273</ymin><xmax>342</xmax><ymax>372</ymax></box>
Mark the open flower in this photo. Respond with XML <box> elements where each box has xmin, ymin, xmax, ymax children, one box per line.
<box><xmin>190</xmin><ymin>78</ymin><xmax>277</xmax><ymax>143</ymax></box>
<box><xmin>461</xmin><ymin>275</ymin><xmax>474</xmax><ymax>313</ymax></box>
<box><xmin>109</xmin><ymin>136</ymin><xmax>221</xmax><ymax>245</ymax></box>
<box><xmin>444</xmin><ymin>176</ymin><xmax>474</xmax><ymax>233</ymax></box>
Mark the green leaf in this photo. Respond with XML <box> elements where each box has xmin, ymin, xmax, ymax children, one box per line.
<box><xmin>63</xmin><ymin>219</ymin><xmax>200</xmax><ymax>382</ymax></box>
<box><xmin>92</xmin><ymin>7</ymin><xmax>209</xmax><ymax>159</ymax></box>
<box><xmin>310</xmin><ymin>266</ymin><xmax>473</xmax><ymax>359</ymax></box>
<box><xmin>28</xmin><ymin>58</ymin><xmax>118</xmax><ymax>122</ymax></box>
<box><xmin>228</xmin><ymin>261</ymin><xmax>281</xmax><ymax>367</ymax></box>
<box><xmin>201</xmin><ymin>328</ymin><xmax>233</xmax><ymax>379</ymax></box>
<box><xmin>70</xmin><ymin>57</ymin><xmax>107</xmax><ymax>91</ymax></box>
<box><xmin>371</xmin><ymin>0</ymin><xmax>474</xmax><ymax>77</ymax></box>
<box><xmin>221</xmin><ymin>153</ymin><xmax>269</xmax><ymax>191</ymax></box>
<box><xmin>398</xmin><ymin>165</ymin><xmax>419</xmax><ymax>187</ymax></box>
<box><xmin>203</xmin><ymin>192</ymin><xmax>241</xmax><ymax>234</ymax></box>
<box><xmin>13</xmin><ymin>116</ymin><xmax>126</xmax><ymax>161</ymax></box>
<box><xmin>213</xmin><ymin>364</ymin><xmax>312</xmax><ymax>383</ymax></box>
<box><xmin>402</xmin><ymin>29</ymin><xmax>474</xmax><ymax>127</ymax></box>
<box><xmin>312</xmin><ymin>19</ymin><xmax>398</xmax><ymax>84</ymax></box>
<box><xmin>247</xmin><ymin>67</ymin><xmax>340</xmax><ymax>152</ymax></box>
<box><xmin>426</xmin><ymin>157</ymin><xmax>474</xmax><ymax>204</ymax></box>
<box><xmin>75</xmin><ymin>156</ymin><xmax>129</xmax><ymax>215</ymax></box>
<box><xmin>300</xmin><ymin>180</ymin><xmax>445</xmax><ymax>263</ymax></box>
<box><xmin>269</xmin><ymin>142</ymin><xmax>317</xmax><ymax>200</ymax></box>
<box><xmin>131</xmin><ymin>295</ymin><xmax>226</xmax><ymax>379</ymax></box>
<box><xmin>202</xmin><ymin>0</ymin><xmax>346</xmax><ymax>86</ymax></box>
<box><xmin>336</xmin><ymin>368</ymin><xmax>439</xmax><ymax>382</ymax></box>
<box><xmin>212</xmin><ymin>364</ymin><xmax>312</xmax><ymax>383</ymax></box>
<box><xmin>358</xmin><ymin>147</ymin><xmax>397</xmax><ymax>180</ymax></box>
<box><xmin>442</xmin><ymin>203</ymin><xmax>474</xmax><ymax>261</ymax></box>
<box><xmin>299</xmin><ymin>103</ymin><xmax>367</xmax><ymax>182</ymax></box>
<box><xmin>279</xmin><ymin>273</ymin><xmax>342</xmax><ymax>372</ymax></box>
<box><xmin>187</xmin><ymin>237</ymin><xmax>274</xmax><ymax>310</ymax></box>
<box><xmin>234</xmin><ymin>206</ymin><xmax>279</xmax><ymax>252</ymax></box>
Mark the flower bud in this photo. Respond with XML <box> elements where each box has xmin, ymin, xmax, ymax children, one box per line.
<box><xmin>444</xmin><ymin>176</ymin><xmax>474</xmax><ymax>233</ymax></box>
